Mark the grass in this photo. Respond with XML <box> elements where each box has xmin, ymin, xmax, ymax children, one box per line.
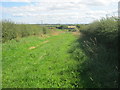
<box><xmin>2</xmin><ymin>32</ymin><xmax>85</xmax><ymax>88</ymax></box>
<box><xmin>2</xmin><ymin>17</ymin><xmax>118</xmax><ymax>88</ymax></box>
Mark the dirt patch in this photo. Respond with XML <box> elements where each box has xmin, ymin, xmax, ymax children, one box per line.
<box><xmin>41</xmin><ymin>40</ymin><xmax>49</xmax><ymax>44</ymax></box>
<box><xmin>72</xmin><ymin>31</ymin><xmax>80</xmax><ymax>36</ymax></box>
<box><xmin>51</xmin><ymin>31</ymin><xmax>65</xmax><ymax>36</ymax></box>
<box><xmin>29</xmin><ymin>40</ymin><xmax>49</xmax><ymax>50</ymax></box>
<box><xmin>36</xmin><ymin>40</ymin><xmax>49</xmax><ymax>47</ymax></box>
<box><xmin>52</xmin><ymin>32</ymin><xmax>59</xmax><ymax>36</ymax></box>
<box><xmin>29</xmin><ymin>46</ymin><xmax>36</xmax><ymax>50</ymax></box>
<box><xmin>39</xmin><ymin>34</ymin><xmax>50</xmax><ymax>38</ymax></box>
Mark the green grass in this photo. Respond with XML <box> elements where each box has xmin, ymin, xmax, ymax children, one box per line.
<box><xmin>2</xmin><ymin>33</ymin><xmax>84</xmax><ymax>88</ymax></box>
<box><xmin>2</xmin><ymin>17</ymin><xmax>118</xmax><ymax>88</ymax></box>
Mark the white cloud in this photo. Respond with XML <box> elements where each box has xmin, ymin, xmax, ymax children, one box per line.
<box><xmin>1</xmin><ymin>0</ymin><xmax>119</xmax><ymax>24</ymax></box>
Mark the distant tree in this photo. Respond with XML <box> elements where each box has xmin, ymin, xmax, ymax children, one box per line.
<box><xmin>76</xmin><ymin>24</ymin><xmax>80</xmax><ymax>28</ymax></box>
<box><xmin>43</xmin><ymin>27</ymin><xmax>47</xmax><ymax>34</ymax></box>
<box><xmin>59</xmin><ymin>25</ymin><xmax>68</xmax><ymax>29</ymax></box>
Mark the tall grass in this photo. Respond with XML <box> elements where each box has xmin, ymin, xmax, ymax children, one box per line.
<box><xmin>80</xmin><ymin>17</ymin><xmax>118</xmax><ymax>48</ymax></box>
<box><xmin>71</xmin><ymin>17</ymin><xmax>118</xmax><ymax>88</ymax></box>
<box><xmin>2</xmin><ymin>20</ymin><xmax>49</xmax><ymax>42</ymax></box>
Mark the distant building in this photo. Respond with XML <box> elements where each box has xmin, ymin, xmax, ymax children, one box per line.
<box><xmin>67</xmin><ymin>26</ymin><xmax>76</xmax><ymax>29</ymax></box>
<box><xmin>67</xmin><ymin>26</ymin><xmax>79</xmax><ymax>32</ymax></box>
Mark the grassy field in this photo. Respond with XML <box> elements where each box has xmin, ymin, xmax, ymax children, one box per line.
<box><xmin>2</xmin><ymin>17</ymin><xmax>118</xmax><ymax>88</ymax></box>
<box><xmin>2</xmin><ymin>32</ymin><xmax>85</xmax><ymax>88</ymax></box>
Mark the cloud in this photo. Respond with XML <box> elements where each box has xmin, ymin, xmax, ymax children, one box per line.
<box><xmin>1</xmin><ymin>0</ymin><xmax>119</xmax><ymax>24</ymax></box>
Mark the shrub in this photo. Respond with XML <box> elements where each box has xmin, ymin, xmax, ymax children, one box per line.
<box><xmin>2</xmin><ymin>20</ymin><xmax>49</xmax><ymax>42</ymax></box>
<box><xmin>80</xmin><ymin>17</ymin><xmax>118</xmax><ymax>48</ymax></box>
<box><xmin>59</xmin><ymin>25</ymin><xmax>68</xmax><ymax>29</ymax></box>
<box><xmin>71</xmin><ymin>17</ymin><xmax>118</xmax><ymax>88</ymax></box>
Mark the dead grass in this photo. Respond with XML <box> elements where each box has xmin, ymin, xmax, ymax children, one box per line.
<box><xmin>29</xmin><ymin>46</ymin><xmax>36</xmax><ymax>50</ymax></box>
<box><xmin>29</xmin><ymin>40</ymin><xmax>49</xmax><ymax>50</ymax></box>
<box><xmin>72</xmin><ymin>31</ymin><xmax>80</xmax><ymax>36</ymax></box>
<box><xmin>51</xmin><ymin>31</ymin><xmax>64</xmax><ymax>36</ymax></box>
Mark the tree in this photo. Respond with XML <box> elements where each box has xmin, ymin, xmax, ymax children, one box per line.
<box><xmin>59</xmin><ymin>25</ymin><xmax>68</xmax><ymax>29</ymax></box>
<box><xmin>76</xmin><ymin>24</ymin><xmax>80</xmax><ymax>28</ymax></box>
<box><xmin>43</xmin><ymin>27</ymin><xmax>47</xmax><ymax>34</ymax></box>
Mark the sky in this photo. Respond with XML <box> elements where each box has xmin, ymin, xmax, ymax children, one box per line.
<box><xmin>0</xmin><ymin>0</ymin><xmax>119</xmax><ymax>24</ymax></box>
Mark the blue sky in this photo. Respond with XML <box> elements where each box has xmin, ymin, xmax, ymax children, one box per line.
<box><xmin>2</xmin><ymin>2</ymin><xmax>30</xmax><ymax>7</ymax></box>
<box><xmin>1</xmin><ymin>0</ymin><xmax>119</xmax><ymax>24</ymax></box>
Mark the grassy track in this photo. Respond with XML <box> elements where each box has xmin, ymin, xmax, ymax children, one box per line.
<box><xmin>2</xmin><ymin>32</ymin><xmax>83</xmax><ymax>88</ymax></box>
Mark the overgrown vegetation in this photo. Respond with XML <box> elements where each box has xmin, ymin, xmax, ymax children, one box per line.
<box><xmin>76</xmin><ymin>24</ymin><xmax>81</xmax><ymax>29</ymax></box>
<box><xmin>2</xmin><ymin>17</ymin><xmax>119</xmax><ymax>88</ymax></box>
<box><xmin>2</xmin><ymin>33</ymin><xmax>82</xmax><ymax>88</ymax></box>
<box><xmin>80</xmin><ymin>17</ymin><xmax>118</xmax><ymax>48</ymax></box>
<box><xmin>70</xmin><ymin>17</ymin><xmax>118</xmax><ymax>88</ymax></box>
<box><xmin>2</xmin><ymin>20</ymin><xmax>49</xmax><ymax>42</ymax></box>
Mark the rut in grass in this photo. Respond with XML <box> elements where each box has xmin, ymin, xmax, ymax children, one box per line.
<box><xmin>29</xmin><ymin>40</ymin><xmax>49</xmax><ymax>50</ymax></box>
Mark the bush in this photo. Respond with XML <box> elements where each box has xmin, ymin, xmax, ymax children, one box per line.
<box><xmin>71</xmin><ymin>17</ymin><xmax>118</xmax><ymax>88</ymax></box>
<box><xmin>76</xmin><ymin>24</ymin><xmax>81</xmax><ymax>29</ymax></box>
<box><xmin>2</xmin><ymin>20</ymin><xmax>49</xmax><ymax>42</ymax></box>
<box><xmin>42</xmin><ymin>26</ymin><xmax>47</xmax><ymax>34</ymax></box>
<box><xmin>80</xmin><ymin>17</ymin><xmax>118</xmax><ymax>48</ymax></box>
<box><xmin>59</xmin><ymin>25</ymin><xmax>68</xmax><ymax>29</ymax></box>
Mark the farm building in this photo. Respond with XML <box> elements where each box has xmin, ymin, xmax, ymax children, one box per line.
<box><xmin>67</xmin><ymin>25</ymin><xmax>79</xmax><ymax>32</ymax></box>
<box><xmin>68</xmin><ymin>26</ymin><xmax>76</xmax><ymax>29</ymax></box>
